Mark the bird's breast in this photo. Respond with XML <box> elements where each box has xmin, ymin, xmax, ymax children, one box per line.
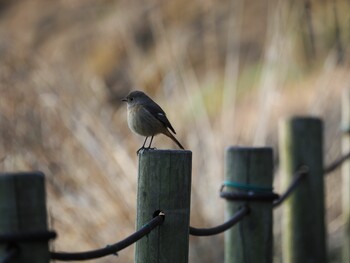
<box><xmin>127</xmin><ymin>105</ymin><xmax>164</xmax><ymax>136</ymax></box>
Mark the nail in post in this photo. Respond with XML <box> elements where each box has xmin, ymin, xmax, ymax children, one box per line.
<box><xmin>135</xmin><ymin>150</ymin><xmax>192</xmax><ymax>263</ymax></box>
<box><xmin>0</xmin><ymin>172</ymin><xmax>50</xmax><ymax>262</ymax></box>
<box><xmin>279</xmin><ymin>117</ymin><xmax>326</xmax><ymax>263</ymax></box>
<box><xmin>224</xmin><ymin>147</ymin><xmax>274</xmax><ymax>263</ymax></box>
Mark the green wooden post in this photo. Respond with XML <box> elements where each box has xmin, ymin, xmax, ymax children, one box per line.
<box><xmin>342</xmin><ymin>89</ymin><xmax>350</xmax><ymax>263</ymax></box>
<box><xmin>0</xmin><ymin>172</ymin><xmax>50</xmax><ymax>263</ymax></box>
<box><xmin>135</xmin><ymin>150</ymin><xmax>192</xmax><ymax>263</ymax></box>
<box><xmin>279</xmin><ymin>117</ymin><xmax>326</xmax><ymax>263</ymax></box>
<box><xmin>224</xmin><ymin>147</ymin><xmax>274</xmax><ymax>263</ymax></box>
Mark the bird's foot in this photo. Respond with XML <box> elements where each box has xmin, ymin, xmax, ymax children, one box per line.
<box><xmin>147</xmin><ymin>147</ymin><xmax>157</xmax><ymax>151</ymax></box>
<box><xmin>136</xmin><ymin>147</ymin><xmax>145</xmax><ymax>155</ymax></box>
<box><xmin>136</xmin><ymin>147</ymin><xmax>157</xmax><ymax>155</ymax></box>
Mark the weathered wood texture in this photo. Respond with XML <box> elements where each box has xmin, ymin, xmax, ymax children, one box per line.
<box><xmin>135</xmin><ymin>150</ymin><xmax>192</xmax><ymax>263</ymax></box>
<box><xmin>279</xmin><ymin>117</ymin><xmax>326</xmax><ymax>263</ymax></box>
<box><xmin>224</xmin><ymin>147</ymin><xmax>274</xmax><ymax>263</ymax></box>
<box><xmin>0</xmin><ymin>172</ymin><xmax>50</xmax><ymax>263</ymax></box>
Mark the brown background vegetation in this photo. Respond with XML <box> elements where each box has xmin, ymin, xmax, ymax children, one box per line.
<box><xmin>0</xmin><ymin>0</ymin><xmax>349</xmax><ymax>262</ymax></box>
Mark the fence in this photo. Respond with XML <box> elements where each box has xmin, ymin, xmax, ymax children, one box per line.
<box><xmin>0</xmin><ymin>112</ymin><xmax>350</xmax><ymax>262</ymax></box>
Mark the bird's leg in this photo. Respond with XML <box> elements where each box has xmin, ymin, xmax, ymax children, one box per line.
<box><xmin>147</xmin><ymin>135</ymin><xmax>156</xmax><ymax>150</ymax></box>
<box><xmin>137</xmin><ymin>137</ymin><xmax>149</xmax><ymax>155</ymax></box>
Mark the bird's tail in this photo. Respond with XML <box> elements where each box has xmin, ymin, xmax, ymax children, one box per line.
<box><xmin>164</xmin><ymin>129</ymin><xmax>185</xmax><ymax>150</ymax></box>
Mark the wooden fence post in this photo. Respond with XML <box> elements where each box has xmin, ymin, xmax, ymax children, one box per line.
<box><xmin>279</xmin><ymin>117</ymin><xmax>326</xmax><ymax>263</ymax></box>
<box><xmin>135</xmin><ymin>150</ymin><xmax>192</xmax><ymax>263</ymax></box>
<box><xmin>0</xmin><ymin>172</ymin><xmax>50</xmax><ymax>263</ymax></box>
<box><xmin>342</xmin><ymin>89</ymin><xmax>350</xmax><ymax>263</ymax></box>
<box><xmin>224</xmin><ymin>147</ymin><xmax>274</xmax><ymax>263</ymax></box>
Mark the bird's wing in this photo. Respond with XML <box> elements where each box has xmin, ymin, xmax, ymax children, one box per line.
<box><xmin>144</xmin><ymin>102</ymin><xmax>176</xmax><ymax>134</ymax></box>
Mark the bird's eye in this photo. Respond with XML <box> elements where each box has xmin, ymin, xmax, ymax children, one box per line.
<box><xmin>129</xmin><ymin>97</ymin><xmax>134</xmax><ymax>101</ymax></box>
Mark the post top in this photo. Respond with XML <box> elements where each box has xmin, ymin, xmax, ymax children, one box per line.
<box><xmin>0</xmin><ymin>171</ymin><xmax>45</xmax><ymax>180</ymax></box>
<box><xmin>283</xmin><ymin>116</ymin><xmax>322</xmax><ymax>124</ymax></box>
<box><xmin>226</xmin><ymin>146</ymin><xmax>273</xmax><ymax>153</ymax></box>
<box><xmin>138</xmin><ymin>149</ymin><xmax>192</xmax><ymax>156</ymax></box>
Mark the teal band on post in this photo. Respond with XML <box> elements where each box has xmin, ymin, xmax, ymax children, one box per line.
<box><xmin>223</xmin><ymin>181</ymin><xmax>273</xmax><ymax>193</ymax></box>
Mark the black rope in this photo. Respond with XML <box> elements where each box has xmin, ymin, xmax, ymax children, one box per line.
<box><xmin>189</xmin><ymin>205</ymin><xmax>249</xmax><ymax>236</ymax></box>
<box><xmin>324</xmin><ymin>151</ymin><xmax>350</xmax><ymax>175</ymax></box>
<box><xmin>0</xmin><ymin>230</ymin><xmax>57</xmax><ymax>243</ymax></box>
<box><xmin>220</xmin><ymin>191</ymin><xmax>279</xmax><ymax>202</ymax></box>
<box><xmin>273</xmin><ymin>166</ymin><xmax>309</xmax><ymax>208</ymax></box>
<box><xmin>0</xmin><ymin>246</ymin><xmax>18</xmax><ymax>263</ymax></box>
<box><xmin>50</xmin><ymin>213</ymin><xmax>165</xmax><ymax>261</ymax></box>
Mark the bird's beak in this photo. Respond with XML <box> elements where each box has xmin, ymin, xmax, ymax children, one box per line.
<box><xmin>122</xmin><ymin>97</ymin><xmax>127</xmax><ymax>102</ymax></box>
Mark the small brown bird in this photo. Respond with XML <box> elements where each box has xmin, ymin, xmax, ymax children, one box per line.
<box><xmin>122</xmin><ymin>90</ymin><xmax>185</xmax><ymax>154</ymax></box>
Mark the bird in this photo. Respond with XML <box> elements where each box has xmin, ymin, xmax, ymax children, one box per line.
<box><xmin>122</xmin><ymin>90</ymin><xmax>185</xmax><ymax>154</ymax></box>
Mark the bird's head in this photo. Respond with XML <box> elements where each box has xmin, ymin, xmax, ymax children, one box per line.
<box><xmin>122</xmin><ymin>90</ymin><xmax>149</xmax><ymax>106</ymax></box>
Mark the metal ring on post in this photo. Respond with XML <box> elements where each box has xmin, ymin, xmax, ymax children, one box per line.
<box><xmin>220</xmin><ymin>181</ymin><xmax>279</xmax><ymax>202</ymax></box>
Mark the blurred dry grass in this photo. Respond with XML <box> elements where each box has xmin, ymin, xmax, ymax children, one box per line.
<box><xmin>0</xmin><ymin>0</ymin><xmax>349</xmax><ymax>262</ymax></box>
